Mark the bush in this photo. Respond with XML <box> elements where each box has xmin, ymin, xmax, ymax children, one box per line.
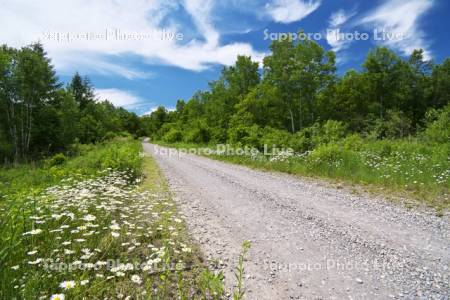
<box><xmin>315</xmin><ymin>120</ymin><xmax>348</xmax><ymax>144</ymax></box>
<box><xmin>289</xmin><ymin>121</ymin><xmax>347</xmax><ymax>153</ymax></box>
<box><xmin>45</xmin><ymin>153</ymin><xmax>68</xmax><ymax>167</ymax></box>
<box><xmin>184</xmin><ymin>127</ymin><xmax>211</xmax><ymax>144</ymax></box>
<box><xmin>228</xmin><ymin>124</ymin><xmax>262</xmax><ymax>148</ymax></box>
<box><xmin>259</xmin><ymin>127</ymin><xmax>292</xmax><ymax>149</ymax></box>
<box><xmin>306</xmin><ymin>143</ymin><xmax>354</xmax><ymax>170</ymax></box>
<box><xmin>163</xmin><ymin>128</ymin><xmax>183</xmax><ymax>143</ymax></box>
<box><xmin>422</xmin><ymin>104</ymin><xmax>450</xmax><ymax>143</ymax></box>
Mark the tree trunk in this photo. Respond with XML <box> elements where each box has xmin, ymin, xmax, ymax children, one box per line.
<box><xmin>288</xmin><ymin>108</ymin><xmax>295</xmax><ymax>133</ymax></box>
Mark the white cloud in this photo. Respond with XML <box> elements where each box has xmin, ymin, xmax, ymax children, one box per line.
<box><xmin>0</xmin><ymin>0</ymin><xmax>265</xmax><ymax>77</ymax></box>
<box><xmin>359</xmin><ymin>0</ymin><xmax>434</xmax><ymax>59</ymax></box>
<box><xmin>326</xmin><ymin>9</ymin><xmax>357</xmax><ymax>53</ymax></box>
<box><xmin>96</xmin><ymin>89</ymin><xmax>144</xmax><ymax>108</ymax></box>
<box><xmin>329</xmin><ymin>9</ymin><xmax>356</xmax><ymax>28</ymax></box>
<box><xmin>265</xmin><ymin>0</ymin><xmax>321</xmax><ymax>23</ymax></box>
<box><xmin>142</xmin><ymin>106</ymin><xmax>175</xmax><ymax>116</ymax></box>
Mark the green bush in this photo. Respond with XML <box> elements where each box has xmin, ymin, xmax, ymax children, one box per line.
<box><xmin>259</xmin><ymin>127</ymin><xmax>292</xmax><ymax>149</ymax></box>
<box><xmin>45</xmin><ymin>153</ymin><xmax>68</xmax><ymax>167</ymax></box>
<box><xmin>306</xmin><ymin>143</ymin><xmax>354</xmax><ymax>171</ymax></box>
<box><xmin>163</xmin><ymin>128</ymin><xmax>183</xmax><ymax>143</ymax></box>
<box><xmin>422</xmin><ymin>104</ymin><xmax>450</xmax><ymax>143</ymax></box>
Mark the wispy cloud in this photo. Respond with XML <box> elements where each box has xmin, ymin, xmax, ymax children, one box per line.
<box><xmin>96</xmin><ymin>88</ymin><xmax>146</xmax><ymax>109</ymax></box>
<box><xmin>326</xmin><ymin>9</ymin><xmax>357</xmax><ymax>54</ymax></box>
<box><xmin>329</xmin><ymin>9</ymin><xmax>356</xmax><ymax>28</ymax></box>
<box><xmin>359</xmin><ymin>0</ymin><xmax>434</xmax><ymax>59</ymax></box>
<box><xmin>265</xmin><ymin>0</ymin><xmax>321</xmax><ymax>24</ymax></box>
<box><xmin>0</xmin><ymin>0</ymin><xmax>265</xmax><ymax>77</ymax></box>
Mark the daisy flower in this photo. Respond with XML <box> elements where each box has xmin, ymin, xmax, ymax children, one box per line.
<box><xmin>59</xmin><ymin>280</ymin><xmax>76</xmax><ymax>290</ymax></box>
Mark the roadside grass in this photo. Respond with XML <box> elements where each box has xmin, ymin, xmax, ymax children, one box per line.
<box><xmin>155</xmin><ymin>140</ymin><xmax>449</xmax><ymax>212</ymax></box>
<box><xmin>1</xmin><ymin>139</ymin><xmax>253</xmax><ymax>299</ymax></box>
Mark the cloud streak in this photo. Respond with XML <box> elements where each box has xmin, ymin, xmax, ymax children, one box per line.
<box><xmin>359</xmin><ymin>0</ymin><xmax>434</xmax><ymax>59</ymax></box>
<box><xmin>265</xmin><ymin>0</ymin><xmax>321</xmax><ymax>24</ymax></box>
<box><xmin>0</xmin><ymin>0</ymin><xmax>265</xmax><ymax>78</ymax></box>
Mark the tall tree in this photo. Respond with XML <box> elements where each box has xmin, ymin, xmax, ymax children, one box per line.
<box><xmin>68</xmin><ymin>72</ymin><xmax>95</xmax><ymax>110</ymax></box>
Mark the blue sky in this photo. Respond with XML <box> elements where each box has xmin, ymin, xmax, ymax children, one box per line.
<box><xmin>1</xmin><ymin>0</ymin><xmax>449</xmax><ymax>115</ymax></box>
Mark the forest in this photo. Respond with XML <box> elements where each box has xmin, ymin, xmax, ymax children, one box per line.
<box><xmin>0</xmin><ymin>43</ymin><xmax>140</xmax><ymax>164</ymax></box>
<box><xmin>141</xmin><ymin>38</ymin><xmax>449</xmax><ymax>148</ymax></box>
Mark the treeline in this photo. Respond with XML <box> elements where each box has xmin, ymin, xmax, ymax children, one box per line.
<box><xmin>141</xmin><ymin>37</ymin><xmax>449</xmax><ymax>149</ymax></box>
<box><xmin>0</xmin><ymin>43</ymin><xmax>140</xmax><ymax>164</ymax></box>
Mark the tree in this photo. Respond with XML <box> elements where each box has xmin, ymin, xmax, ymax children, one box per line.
<box><xmin>263</xmin><ymin>33</ymin><xmax>336</xmax><ymax>132</ymax></box>
<box><xmin>68</xmin><ymin>72</ymin><xmax>95</xmax><ymax>110</ymax></box>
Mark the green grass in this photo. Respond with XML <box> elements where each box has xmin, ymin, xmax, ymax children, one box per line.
<box><xmin>0</xmin><ymin>138</ymin><xmax>252</xmax><ymax>299</ymax></box>
<box><xmin>156</xmin><ymin>139</ymin><xmax>450</xmax><ymax>211</ymax></box>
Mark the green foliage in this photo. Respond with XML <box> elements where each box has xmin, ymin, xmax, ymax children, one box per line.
<box><xmin>422</xmin><ymin>104</ymin><xmax>450</xmax><ymax>143</ymax></box>
<box><xmin>163</xmin><ymin>128</ymin><xmax>183</xmax><ymax>143</ymax></box>
<box><xmin>233</xmin><ymin>241</ymin><xmax>251</xmax><ymax>300</ymax></box>
<box><xmin>0</xmin><ymin>44</ymin><xmax>141</xmax><ymax>163</ymax></box>
<box><xmin>45</xmin><ymin>153</ymin><xmax>67</xmax><ymax>167</ymax></box>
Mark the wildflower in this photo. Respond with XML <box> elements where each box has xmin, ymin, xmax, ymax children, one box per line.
<box><xmin>80</xmin><ymin>279</ymin><xmax>89</xmax><ymax>286</ymax></box>
<box><xmin>23</xmin><ymin>229</ymin><xmax>43</xmax><ymax>236</ymax></box>
<box><xmin>28</xmin><ymin>258</ymin><xmax>43</xmax><ymax>265</ymax></box>
<box><xmin>83</xmin><ymin>214</ymin><xmax>96</xmax><ymax>221</ymax></box>
<box><xmin>111</xmin><ymin>232</ymin><xmax>120</xmax><ymax>238</ymax></box>
<box><xmin>59</xmin><ymin>280</ymin><xmax>76</xmax><ymax>290</ymax></box>
<box><xmin>181</xmin><ymin>247</ymin><xmax>192</xmax><ymax>253</ymax></box>
<box><xmin>50</xmin><ymin>294</ymin><xmax>65</xmax><ymax>300</ymax></box>
<box><xmin>131</xmin><ymin>274</ymin><xmax>142</xmax><ymax>285</ymax></box>
<box><xmin>11</xmin><ymin>265</ymin><xmax>19</xmax><ymax>270</ymax></box>
<box><xmin>27</xmin><ymin>250</ymin><xmax>38</xmax><ymax>255</ymax></box>
<box><xmin>110</xmin><ymin>224</ymin><xmax>120</xmax><ymax>230</ymax></box>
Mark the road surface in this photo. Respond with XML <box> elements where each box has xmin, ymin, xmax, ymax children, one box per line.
<box><xmin>143</xmin><ymin>142</ymin><xmax>449</xmax><ymax>299</ymax></box>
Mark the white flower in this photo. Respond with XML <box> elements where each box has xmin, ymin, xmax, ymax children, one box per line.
<box><xmin>28</xmin><ymin>258</ymin><xmax>42</xmax><ymax>265</ymax></box>
<box><xmin>111</xmin><ymin>232</ymin><xmax>120</xmax><ymax>238</ymax></box>
<box><xmin>109</xmin><ymin>224</ymin><xmax>120</xmax><ymax>230</ymax></box>
<box><xmin>131</xmin><ymin>274</ymin><xmax>142</xmax><ymax>285</ymax></box>
<box><xmin>181</xmin><ymin>247</ymin><xmax>192</xmax><ymax>253</ymax></box>
<box><xmin>50</xmin><ymin>294</ymin><xmax>65</xmax><ymax>300</ymax></box>
<box><xmin>115</xmin><ymin>271</ymin><xmax>125</xmax><ymax>277</ymax></box>
<box><xmin>11</xmin><ymin>265</ymin><xmax>19</xmax><ymax>270</ymax></box>
<box><xmin>59</xmin><ymin>280</ymin><xmax>76</xmax><ymax>290</ymax></box>
<box><xmin>23</xmin><ymin>229</ymin><xmax>43</xmax><ymax>236</ymax></box>
<box><xmin>83</xmin><ymin>214</ymin><xmax>96</xmax><ymax>221</ymax></box>
<box><xmin>27</xmin><ymin>250</ymin><xmax>38</xmax><ymax>255</ymax></box>
<box><xmin>80</xmin><ymin>279</ymin><xmax>89</xmax><ymax>286</ymax></box>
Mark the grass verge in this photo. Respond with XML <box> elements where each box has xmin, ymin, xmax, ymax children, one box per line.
<box><xmin>0</xmin><ymin>139</ymin><xmax>235</xmax><ymax>299</ymax></box>
<box><xmin>154</xmin><ymin>141</ymin><xmax>449</xmax><ymax>212</ymax></box>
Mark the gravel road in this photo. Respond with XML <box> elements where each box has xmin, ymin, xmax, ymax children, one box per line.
<box><xmin>143</xmin><ymin>142</ymin><xmax>449</xmax><ymax>299</ymax></box>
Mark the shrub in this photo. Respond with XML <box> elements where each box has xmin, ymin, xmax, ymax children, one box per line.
<box><xmin>103</xmin><ymin>131</ymin><xmax>117</xmax><ymax>141</ymax></box>
<box><xmin>45</xmin><ymin>153</ymin><xmax>67</xmax><ymax>167</ymax></box>
<box><xmin>306</xmin><ymin>143</ymin><xmax>352</xmax><ymax>170</ymax></box>
<box><xmin>163</xmin><ymin>128</ymin><xmax>183</xmax><ymax>143</ymax></box>
<box><xmin>315</xmin><ymin>120</ymin><xmax>348</xmax><ymax>145</ymax></box>
<box><xmin>227</xmin><ymin>124</ymin><xmax>262</xmax><ymax>148</ymax></box>
<box><xmin>422</xmin><ymin>104</ymin><xmax>450</xmax><ymax>144</ymax></box>
<box><xmin>259</xmin><ymin>127</ymin><xmax>292</xmax><ymax>149</ymax></box>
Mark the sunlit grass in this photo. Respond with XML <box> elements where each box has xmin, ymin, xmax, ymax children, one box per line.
<box><xmin>157</xmin><ymin>140</ymin><xmax>449</xmax><ymax>211</ymax></box>
<box><xmin>1</xmin><ymin>139</ymin><xmax>246</xmax><ymax>299</ymax></box>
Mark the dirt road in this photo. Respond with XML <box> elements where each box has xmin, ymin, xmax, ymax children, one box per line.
<box><xmin>143</xmin><ymin>142</ymin><xmax>449</xmax><ymax>299</ymax></box>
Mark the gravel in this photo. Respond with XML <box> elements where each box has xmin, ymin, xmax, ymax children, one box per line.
<box><xmin>144</xmin><ymin>143</ymin><xmax>450</xmax><ymax>299</ymax></box>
